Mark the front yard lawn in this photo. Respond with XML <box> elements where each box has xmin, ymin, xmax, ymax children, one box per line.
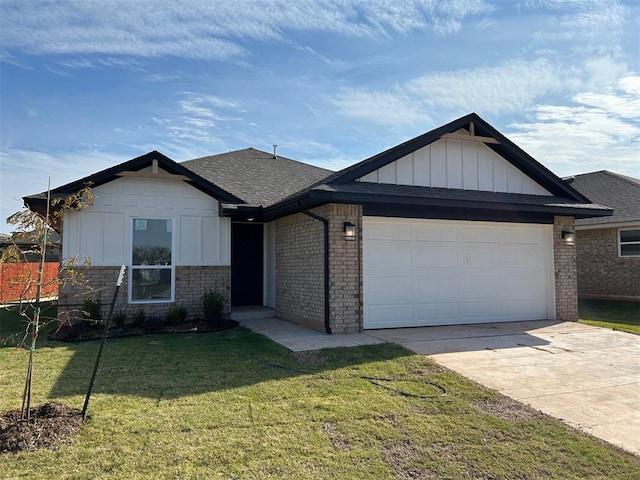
<box><xmin>1</xmin><ymin>302</ymin><xmax>58</xmax><ymax>347</ymax></box>
<box><xmin>1</xmin><ymin>327</ymin><xmax>638</xmax><ymax>478</ymax></box>
<box><xmin>579</xmin><ymin>299</ymin><xmax>640</xmax><ymax>335</ymax></box>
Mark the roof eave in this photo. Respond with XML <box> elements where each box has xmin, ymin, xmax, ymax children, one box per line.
<box><xmin>307</xmin><ymin>189</ymin><xmax>613</xmax><ymax>219</ymax></box>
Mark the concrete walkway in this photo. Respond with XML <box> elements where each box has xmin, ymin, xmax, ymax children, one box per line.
<box><xmin>239</xmin><ymin>317</ymin><xmax>640</xmax><ymax>455</ymax></box>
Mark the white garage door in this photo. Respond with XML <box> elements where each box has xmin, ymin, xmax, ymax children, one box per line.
<box><xmin>363</xmin><ymin>217</ymin><xmax>555</xmax><ymax>329</ymax></box>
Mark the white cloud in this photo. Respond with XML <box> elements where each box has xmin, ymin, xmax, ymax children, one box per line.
<box><xmin>508</xmin><ymin>75</ymin><xmax>640</xmax><ymax>177</ymax></box>
<box><xmin>331</xmin><ymin>59</ymin><xmax>564</xmax><ymax>125</ymax></box>
<box><xmin>0</xmin><ymin>0</ymin><xmax>492</xmax><ymax>61</ymax></box>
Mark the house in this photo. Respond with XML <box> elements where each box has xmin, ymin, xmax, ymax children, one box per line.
<box><xmin>565</xmin><ymin>171</ymin><xmax>640</xmax><ymax>301</ymax></box>
<box><xmin>23</xmin><ymin>113</ymin><xmax>612</xmax><ymax>333</ymax></box>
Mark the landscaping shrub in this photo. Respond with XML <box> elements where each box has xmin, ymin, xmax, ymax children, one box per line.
<box><xmin>202</xmin><ymin>290</ymin><xmax>225</xmax><ymax>327</ymax></box>
<box><xmin>81</xmin><ymin>295</ymin><xmax>102</xmax><ymax>323</ymax></box>
<box><xmin>132</xmin><ymin>309</ymin><xmax>145</xmax><ymax>328</ymax></box>
<box><xmin>112</xmin><ymin>311</ymin><xmax>126</xmax><ymax>329</ymax></box>
<box><xmin>165</xmin><ymin>304</ymin><xmax>188</xmax><ymax>326</ymax></box>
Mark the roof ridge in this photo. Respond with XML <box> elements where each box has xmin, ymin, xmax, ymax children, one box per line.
<box><xmin>574</xmin><ymin>170</ymin><xmax>640</xmax><ymax>188</ymax></box>
<box><xmin>602</xmin><ymin>170</ymin><xmax>640</xmax><ymax>187</ymax></box>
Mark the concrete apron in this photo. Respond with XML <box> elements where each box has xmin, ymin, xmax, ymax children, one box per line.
<box><xmin>240</xmin><ymin>317</ymin><xmax>640</xmax><ymax>456</ymax></box>
<box><xmin>368</xmin><ymin>320</ymin><xmax>640</xmax><ymax>456</ymax></box>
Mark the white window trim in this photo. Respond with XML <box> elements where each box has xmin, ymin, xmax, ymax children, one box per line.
<box><xmin>129</xmin><ymin>217</ymin><xmax>176</xmax><ymax>303</ymax></box>
<box><xmin>618</xmin><ymin>227</ymin><xmax>640</xmax><ymax>258</ymax></box>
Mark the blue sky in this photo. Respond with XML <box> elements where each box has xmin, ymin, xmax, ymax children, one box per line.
<box><xmin>1</xmin><ymin>0</ymin><xmax>639</xmax><ymax>233</ymax></box>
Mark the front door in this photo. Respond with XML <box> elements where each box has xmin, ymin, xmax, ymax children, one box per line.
<box><xmin>231</xmin><ymin>223</ymin><xmax>264</xmax><ymax>306</ymax></box>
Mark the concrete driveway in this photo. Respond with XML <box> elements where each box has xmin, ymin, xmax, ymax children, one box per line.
<box><xmin>368</xmin><ymin>320</ymin><xmax>640</xmax><ymax>456</ymax></box>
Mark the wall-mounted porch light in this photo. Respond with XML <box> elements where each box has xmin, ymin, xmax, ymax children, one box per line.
<box><xmin>343</xmin><ymin>221</ymin><xmax>356</xmax><ymax>241</ymax></box>
<box><xmin>562</xmin><ymin>230</ymin><xmax>576</xmax><ymax>246</ymax></box>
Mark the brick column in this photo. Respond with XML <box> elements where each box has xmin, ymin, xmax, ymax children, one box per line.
<box><xmin>553</xmin><ymin>216</ymin><xmax>578</xmax><ymax>321</ymax></box>
<box><xmin>324</xmin><ymin>203</ymin><xmax>363</xmax><ymax>333</ymax></box>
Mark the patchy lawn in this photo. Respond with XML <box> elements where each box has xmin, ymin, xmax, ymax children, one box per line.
<box><xmin>579</xmin><ymin>299</ymin><xmax>640</xmax><ymax>335</ymax></box>
<box><xmin>1</xmin><ymin>328</ymin><xmax>638</xmax><ymax>478</ymax></box>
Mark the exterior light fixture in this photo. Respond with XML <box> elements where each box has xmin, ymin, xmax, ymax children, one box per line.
<box><xmin>343</xmin><ymin>221</ymin><xmax>356</xmax><ymax>241</ymax></box>
<box><xmin>562</xmin><ymin>230</ymin><xmax>576</xmax><ymax>246</ymax></box>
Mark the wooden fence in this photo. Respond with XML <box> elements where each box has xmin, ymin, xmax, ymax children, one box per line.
<box><xmin>0</xmin><ymin>262</ymin><xmax>59</xmax><ymax>302</ymax></box>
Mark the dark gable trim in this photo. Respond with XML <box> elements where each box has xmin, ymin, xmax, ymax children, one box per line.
<box><xmin>259</xmin><ymin>186</ymin><xmax>611</xmax><ymax>223</ymax></box>
<box><xmin>324</xmin><ymin>113</ymin><xmax>590</xmax><ymax>203</ymax></box>
<box><xmin>23</xmin><ymin>151</ymin><xmax>244</xmax><ymax>213</ymax></box>
<box><xmin>363</xmin><ymin>203</ymin><xmax>555</xmax><ymax>224</ymax></box>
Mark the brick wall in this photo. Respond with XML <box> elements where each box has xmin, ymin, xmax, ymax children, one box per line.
<box><xmin>274</xmin><ymin>203</ymin><xmax>364</xmax><ymax>333</ymax></box>
<box><xmin>325</xmin><ymin>204</ymin><xmax>363</xmax><ymax>333</ymax></box>
<box><xmin>576</xmin><ymin>227</ymin><xmax>640</xmax><ymax>300</ymax></box>
<box><xmin>275</xmin><ymin>211</ymin><xmax>325</xmax><ymax>330</ymax></box>
<box><xmin>58</xmin><ymin>265</ymin><xmax>230</xmax><ymax>323</ymax></box>
<box><xmin>553</xmin><ymin>216</ymin><xmax>578</xmax><ymax>321</ymax></box>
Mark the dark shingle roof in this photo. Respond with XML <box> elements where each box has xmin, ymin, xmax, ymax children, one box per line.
<box><xmin>567</xmin><ymin>171</ymin><xmax>640</xmax><ymax>226</ymax></box>
<box><xmin>181</xmin><ymin>148</ymin><xmax>333</xmax><ymax>207</ymax></box>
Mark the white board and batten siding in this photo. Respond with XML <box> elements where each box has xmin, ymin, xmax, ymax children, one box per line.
<box><xmin>363</xmin><ymin>217</ymin><xmax>555</xmax><ymax>329</ymax></box>
<box><xmin>62</xmin><ymin>173</ymin><xmax>230</xmax><ymax>267</ymax></box>
<box><xmin>358</xmin><ymin>131</ymin><xmax>552</xmax><ymax>196</ymax></box>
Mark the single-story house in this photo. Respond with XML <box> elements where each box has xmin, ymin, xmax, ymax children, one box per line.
<box><xmin>23</xmin><ymin>113</ymin><xmax>612</xmax><ymax>333</ymax></box>
<box><xmin>565</xmin><ymin>171</ymin><xmax>640</xmax><ymax>301</ymax></box>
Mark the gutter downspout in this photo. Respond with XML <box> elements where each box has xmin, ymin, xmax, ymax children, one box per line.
<box><xmin>298</xmin><ymin>204</ymin><xmax>331</xmax><ymax>334</ymax></box>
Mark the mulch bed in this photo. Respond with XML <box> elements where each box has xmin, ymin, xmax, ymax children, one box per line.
<box><xmin>0</xmin><ymin>402</ymin><xmax>85</xmax><ymax>453</ymax></box>
<box><xmin>48</xmin><ymin>319</ymin><xmax>238</xmax><ymax>342</ymax></box>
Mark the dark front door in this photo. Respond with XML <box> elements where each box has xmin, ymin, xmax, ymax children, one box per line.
<box><xmin>231</xmin><ymin>223</ymin><xmax>263</xmax><ymax>306</ymax></box>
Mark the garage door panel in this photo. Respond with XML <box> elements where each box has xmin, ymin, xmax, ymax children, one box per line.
<box><xmin>461</xmin><ymin>275</ymin><xmax>501</xmax><ymax>298</ymax></box>
<box><xmin>415</xmin><ymin>247</ymin><xmax>459</xmax><ymax>267</ymax></box>
<box><xmin>504</xmin><ymin>300</ymin><xmax>545</xmax><ymax>319</ymax></box>
<box><xmin>415</xmin><ymin>303</ymin><xmax>459</xmax><ymax>322</ymax></box>
<box><xmin>413</xmin><ymin>276</ymin><xmax>459</xmax><ymax>297</ymax></box>
<box><xmin>500</xmin><ymin>244</ymin><xmax>542</xmax><ymax>267</ymax></box>
<box><xmin>460</xmin><ymin>227</ymin><xmax>501</xmax><ymax>243</ymax></box>
<box><xmin>460</xmin><ymin>301</ymin><xmax>502</xmax><ymax>320</ymax></box>
<box><xmin>414</xmin><ymin>224</ymin><xmax>458</xmax><ymax>242</ymax></box>
<box><xmin>502</xmin><ymin>275</ymin><xmax>544</xmax><ymax>297</ymax></box>
<box><xmin>366</xmin><ymin>304</ymin><xmax>413</xmax><ymax>328</ymax></box>
<box><xmin>365</xmin><ymin>222</ymin><xmax>412</xmax><ymax>241</ymax></box>
<box><xmin>363</xmin><ymin>217</ymin><xmax>554</xmax><ymax>328</ymax></box>
<box><xmin>365</xmin><ymin>277</ymin><xmax>413</xmax><ymax>304</ymax></box>
<box><xmin>501</xmin><ymin>227</ymin><xmax>542</xmax><ymax>244</ymax></box>
<box><xmin>366</xmin><ymin>244</ymin><xmax>412</xmax><ymax>267</ymax></box>
<box><xmin>461</xmin><ymin>246</ymin><xmax>501</xmax><ymax>267</ymax></box>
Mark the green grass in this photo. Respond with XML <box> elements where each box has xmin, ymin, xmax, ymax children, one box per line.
<box><xmin>1</xmin><ymin>302</ymin><xmax>58</xmax><ymax>347</ymax></box>
<box><xmin>579</xmin><ymin>299</ymin><xmax>640</xmax><ymax>335</ymax></box>
<box><xmin>1</xmin><ymin>328</ymin><xmax>639</xmax><ymax>479</ymax></box>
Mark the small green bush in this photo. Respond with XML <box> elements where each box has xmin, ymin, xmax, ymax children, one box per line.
<box><xmin>132</xmin><ymin>309</ymin><xmax>146</xmax><ymax>328</ymax></box>
<box><xmin>112</xmin><ymin>311</ymin><xmax>127</xmax><ymax>328</ymax></box>
<box><xmin>165</xmin><ymin>304</ymin><xmax>188</xmax><ymax>326</ymax></box>
<box><xmin>82</xmin><ymin>295</ymin><xmax>102</xmax><ymax>323</ymax></box>
<box><xmin>202</xmin><ymin>290</ymin><xmax>225</xmax><ymax>326</ymax></box>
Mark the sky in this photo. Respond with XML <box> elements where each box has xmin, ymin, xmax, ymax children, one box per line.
<box><xmin>0</xmin><ymin>0</ymin><xmax>639</xmax><ymax>234</ymax></box>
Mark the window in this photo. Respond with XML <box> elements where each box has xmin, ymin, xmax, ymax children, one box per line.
<box><xmin>130</xmin><ymin>218</ymin><xmax>174</xmax><ymax>302</ymax></box>
<box><xmin>619</xmin><ymin>228</ymin><xmax>640</xmax><ymax>257</ymax></box>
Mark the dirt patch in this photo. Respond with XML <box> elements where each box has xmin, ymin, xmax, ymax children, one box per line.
<box><xmin>473</xmin><ymin>395</ymin><xmax>547</xmax><ymax>422</ymax></box>
<box><xmin>381</xmin><ymin>439</ymin><xmax>427</xmax><ymax>479</ymax></box>
<box><xmin>321</xmin><ymin>421</ymin><xmax>351</xmax><ymax>451</ymax></box>
<box><xmin>0</xmin><ymin>402</ymin><xmax>85</xmax><ymax>453</ymax></box>
<box><xmin>293</xmin><ymin>350</ymin><xmax>327</xmax><ymax>367</ymax></box>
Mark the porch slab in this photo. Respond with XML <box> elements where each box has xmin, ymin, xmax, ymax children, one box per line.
<box><xmin>238</xmin><ymin>317</ymin><xmax>383</xmax><ymax>352</ymax></box>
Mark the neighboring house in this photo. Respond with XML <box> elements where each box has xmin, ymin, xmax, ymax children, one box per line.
<box><xmin>565</xmin><ymin>171</ymin><xmax>640</xmax><ymax>301</ymax></box>
<box><xmin>23</xmin><ymin>113</ymin><xmax>612</xmax><ymax>333</ymax></box>
<box><xmin>0</xmin><ymin>231</ymin><xmax>61</xmax><ymax>262</ymax></box>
